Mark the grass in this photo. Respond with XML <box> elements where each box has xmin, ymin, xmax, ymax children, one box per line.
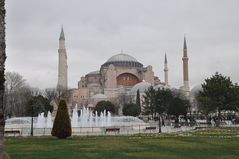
<box><xmin>5</xmin><ymin>127</ymin><xmax>239</xmax><ymax>159</ymax></box>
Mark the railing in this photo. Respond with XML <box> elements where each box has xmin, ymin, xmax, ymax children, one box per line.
<box><xmin>4</xmin><ymin>124</ymin><xmax>199</xmax><ymax>137</ymax></box>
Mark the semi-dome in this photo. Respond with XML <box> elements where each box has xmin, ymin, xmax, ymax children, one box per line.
<box><xmin>190</xmin><ymin>85</ymin><xmax>203</xmax><ymax>97</ymax></box>
<box><xmin>87</xmin><ymin>71</ymin><xmax>100</xmax><ymax>75</ymax></box>
<box><xmin>154</xmin><ymin>84</ymin><xmax>171</xmax><ymax>91</ymax></box>
<box><xmin>101</xmin><ymin>53</ymin><xmax>143</xmax><ymax>68</ymax></box>
<box><xmin>130</xmin><ymin>80</ymin><xmax>151</xmax><ymax>94</ymax></box>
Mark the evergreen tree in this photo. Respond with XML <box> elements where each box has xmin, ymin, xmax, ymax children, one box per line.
<box><xmin>143</xmin><ymin>86</ymin><xmax>189</xmax><ymax>131</ymax></box>
<box><xmin>51</xmin><ymin>100</ymin><xmax>72</xmax><ymax>139</ymax></box>
<box><xmin>136</xmin><ymin>89</ymin><xmax>141</xmax><ymax>114</ymax></box>
<box><xmin>26</xmin><ymin>95</ymin><xmax>53</xmax><ymax>117</ymax></box>
<box><xmin>167</xmin><ymin>96</ymin><xmax>190</xmax><ymax>127</ymax></box>
<box><xmin>123</xmin><ymin>103</ymin><xmax>140</xmax><ymax>116</ymax></box>
<box><xmin>155</xmin><ymin>88</ymin><xmax>174</xmax><ymax>132</ymax></box>
<box><xmin>94</xmin><ymin>101</ymin><xmax>116</xmax><ymax>115</ymax></box>
<box><xmin>143</xmin><ymin>86</ymin><xmax>157</xmax><ymax>118</ymax></box>
<box><xmin>196</xmin><ymin>72</ymin><xmax>239</xmax><ymax>126</ymax></box>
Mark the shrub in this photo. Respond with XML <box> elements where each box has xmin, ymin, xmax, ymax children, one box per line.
<box><xmin>123</xmin><ymin>103</ymin><xmax>140</xmax><ymax>117</ymax></box>
<box><xmin>94</xmin><ymin>101</ymin><xmax>116</xmax><ymax>115</ymax></box>
<box><xmin>51</xmin><ymin>100</ymin><xmax>72</xmax><ymax>139</ymax></box>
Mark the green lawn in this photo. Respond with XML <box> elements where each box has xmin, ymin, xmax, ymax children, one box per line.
<box><xmin>5</xmin><ymin>128</ymin><xmax>239</xmax><ymax>159</ymax></box>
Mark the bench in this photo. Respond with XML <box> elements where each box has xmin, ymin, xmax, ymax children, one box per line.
<box><xmin>145</xmin><ymin>126</ymin><xmax>156</xmax><ymax>132</ymax></box>
<box><xmin>105</xmin><ymin>128</ymin><xmax>120</xmax><ymax>134</ymax></box>
<box><xmin>4</xmin><ymin>130</ymin><xmax>21</xmax><ymax>136</ymax></box>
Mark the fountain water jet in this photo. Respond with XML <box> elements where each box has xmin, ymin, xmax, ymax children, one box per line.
<box><xmin>72</xmin><ymin>105</ymin><xmax>79</xmax><ymax>127</ymax></box>
<box><xmin>46</xmin><ymin>111</ymin><xmax>52</xmax><ymax>128</ymax></box>
<box><xmin>36</xmin><ymin>112</ymin><xmax>45</xmax><ymax>128</ymax></box>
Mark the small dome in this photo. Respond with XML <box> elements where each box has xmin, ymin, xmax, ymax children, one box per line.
<box><xmin>91</xmin><ymin>93</ymin><xmax>107</xmax><ymax>99</ymax></box>
<box><xmin>101</xmin><ymin>53</ymin><xmax>143</xmax><ymax>68</ymax></box>
<box><xmin>190</xmin><ymin>85</ymin><xmax>203</xmax><ymax>97</ymax></box>
<box><xmin>130</xmin><ymin>81</ymin><xmax>151</xmax><ymax>94</ymax></box>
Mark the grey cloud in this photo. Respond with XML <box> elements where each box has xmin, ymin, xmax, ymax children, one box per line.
<box><xmin>5</xmin><ymin>0</ymin><xmax>239</xmax><ymax>89</ymax></box>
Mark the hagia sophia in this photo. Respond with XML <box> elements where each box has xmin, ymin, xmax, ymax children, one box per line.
<box><xmin>56</xmin><ymin>27</ymin><xmax>195</xmax><ymax>114</ymax></box>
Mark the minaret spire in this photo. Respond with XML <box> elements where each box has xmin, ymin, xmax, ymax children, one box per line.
<box><xmin>59</xmin><ymin>25</ymin><xmax>65</xmax><ymax>40</ymax></box>
<box><xmin>57</xmin><ymin>26</ymin><xmax>68</xmax><ymax>90</ymax></box>
<box><xmin>120</xmin><ymin>48</ymin><xmax>123</xmax><ymax>54</ymax></box>
<box><xmin>164</xmin><ymin>53</ymin><xmax>168</xmax><ymax>64</ymax></box>
<box><xmin>182</xmin><ymin>36</ymin><xmax>189</xmax><ymax>96</ymax></box>
<box><xmin>164</xmin><ymin>53</ymin><xmax>169</xmax><ymax>86</ymax></box>
<box><xmin>184</xmin><ymin>36</ymin><xmax>187</xmax><ymax>50</ymax></box>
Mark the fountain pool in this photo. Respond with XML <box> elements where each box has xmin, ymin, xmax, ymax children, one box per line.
<box><xmin>5</xmin><ymin>106</ymin><xmax>148</xmax><ymax>136</ymax></box>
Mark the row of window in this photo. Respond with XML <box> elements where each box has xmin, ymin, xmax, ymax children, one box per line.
<box><xmin>122</xmin><ymin>76</ymin><xmax>131</xmax><ymax>80</ymax></box>
<box><xmin>73</xmin><ymin>95</ymin><xmax>85</xmax><ymax>99</ymax></box>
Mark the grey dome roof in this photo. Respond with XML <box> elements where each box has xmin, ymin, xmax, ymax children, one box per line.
<box><xmin>101</xmin><ymin>53</ymin><xmax>143</xmax><ymax>68</ymax></box>
<box><xmin>190</xmin><ymin>85</ymin><xmax>203</xmax><ymax>97</ymax></box>
<box><xmin>91</xmin><ymin>93</ymin><xmax>108</xmax><ymax>99</ymax></box>
<box><xmin>107</xmin><ymin>53</ymin><xmax>138</xmax><ymax>63</ymax></box>
<box><xmin>130</xmin><ymin>81</ymin><xmax>151</xmax><ymax>94</ymax></box>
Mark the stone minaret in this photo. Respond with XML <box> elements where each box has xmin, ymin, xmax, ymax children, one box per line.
<box><xmin>57</xmin><ymin>26</ymin><xmax>68</xmax><ymax>90</ymax></box>
<box><xmin>164</xmin><ymin>53</ymin><xmax>169</xmax><ymax>86</ymax></box>
<box><xmin>182</xmin><ymin>36</ymin><xmax>190</xmax><ymax>96</ymax></box>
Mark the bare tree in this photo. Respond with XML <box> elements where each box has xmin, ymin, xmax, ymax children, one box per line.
<box><xmin>0</xmin><ymin>0</ymin><xmax>10</xmax><ymax>158</ymax></box>
<box><xmin>44</xmin><ymin>87</ymin><xmax>68</xmax><ymax>104</ymax></box>
<box><xmin>56</xmin><ymin>86</ymin><xmax>69</xmax><ymax>104</ymax></box>
<box><xmin>5</xmin><ymin>72</ymin><xmax>26</xmax><ymax>91</ymax></box>
<box><xmin>44</xmin><ymin>88</ymin><xmax>58</xmax><ymax>102</ymax></box>
<box><xmin>44</xmin><ymin>87</ymin><xmax>69</xmax><ymax>116</ymax></box>
<box><xmin>4</xmin><ymin>72</ymin><xmax>32</xmax><ymax>117</ymax></box>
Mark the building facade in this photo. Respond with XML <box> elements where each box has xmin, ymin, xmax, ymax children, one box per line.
<box><xmin>56</xmin><ymin>28</ymin><xmax>191</xmax><ymax>112</ymax></box>
<box><xmin>69</xmin><ymin>53</ymin><xmax>162</xmax><ymax>109</ymax></box>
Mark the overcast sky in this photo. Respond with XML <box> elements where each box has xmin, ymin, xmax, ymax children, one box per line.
<box><xmin>5</xmin><ymin>0</ymin><xmax>239</xmax><ymax>90</ymax></box>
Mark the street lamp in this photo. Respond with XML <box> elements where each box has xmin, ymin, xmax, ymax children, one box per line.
<box><xmin>30</xmin><ymin>104</ymin><xmax>34</xmax><ymax>136</ymax></box>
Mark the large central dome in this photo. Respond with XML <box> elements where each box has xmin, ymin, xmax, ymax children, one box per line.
<box><xmin>107</xmin><ymin>53</ymin><xmax>138</xmax><ymax>63</ymax></box>
<box><xmin>101</xmin><ymin>53</ymin><xmax>143</xmax><ymax>68</ymax></box>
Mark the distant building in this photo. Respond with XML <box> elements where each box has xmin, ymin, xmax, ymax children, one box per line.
<box><xmin>69</xmin><ymin>53</ymin><xmax>161</xmax><ymax>110</ymax></box>
<box><xmin>57</xmin><ymin>28</ymin><xmax>191</xmax><ymax>113</ymax></box>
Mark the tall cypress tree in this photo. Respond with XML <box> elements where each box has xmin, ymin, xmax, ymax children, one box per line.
<box><xmin>51</xmin><ymin>100</ymin><xmax>72</xmax><ymax>139</ymax></box>
<box><xmin>136</xmin><ymin>89</ymin><xmax>141</xmax><ymax>114</ymax></box>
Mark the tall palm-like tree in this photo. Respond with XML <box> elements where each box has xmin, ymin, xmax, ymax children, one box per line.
<box><xmin>0</xmin><ymin>0</ymin><xmax>10</xmax><ymax>158</ymax></box>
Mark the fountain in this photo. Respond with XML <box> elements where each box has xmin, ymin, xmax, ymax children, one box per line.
<box><xmin>75</xmin><ymin>105</ymin><xmax>112</xmax><ymax>127</ymax></box>
<box><xmin>5</xmin><ymin>104</ymin><xmax>149</xmax><ymax>136</ymax></box>
<box><xmin>36</xmin><ymin>112</ymin><xmax>45</xmax><ymax>128</ymax></box>
<box><xmin>46</xmin><ymin>111</ymin><xmax>52</xmax><ymax>128</ymax></box>
<box><xmin>5</xmin><ymin>107</ymin><xmax>146</xmax><ymax>129</ymax></box>
<box><xmin>72</xmin><ymin>105</ymin><xmax>78</xmax><ymax>127</ymax></box>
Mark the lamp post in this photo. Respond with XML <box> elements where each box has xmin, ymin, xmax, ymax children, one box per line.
<box><xmin>30</xmin><ymin>104</ymin><xmax>34</xmax><ymax>136</ymax></box>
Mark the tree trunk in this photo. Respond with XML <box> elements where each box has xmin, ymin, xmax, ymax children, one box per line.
<box><xmin>0</xmin><ymin>0</ymin><xmax>10</xmax><ymax>158</ymax></box>
<box><xmin>216</xmin><ymin>110</ymin><xmax>221</xmax><ymax>127</ymax></box>
<box><xmin>174</xmin><ymin>115</ymin><xmax>180</xmax><ymax>128</ymax></box>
